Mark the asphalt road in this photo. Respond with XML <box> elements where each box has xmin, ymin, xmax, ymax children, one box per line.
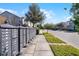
<box><xmin>48</xmin><ymin>30</ymin><xmax>79</xmax><ymax>48</ymax></box>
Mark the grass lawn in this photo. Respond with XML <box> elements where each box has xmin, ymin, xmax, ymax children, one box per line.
<box><xmin>50</xmin><ymin>45</ymin><xmax>79</xmax><ymax>56</ymax></box>
<box><xmin>43</xmin><ymin>32</ymin><xmax>65</xmax><ymax>43</ymax></box>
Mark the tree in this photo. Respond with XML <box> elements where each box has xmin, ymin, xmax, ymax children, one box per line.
<box><xmin>25</xmin><ymin>3</ymin><xmax>45</xmax><ymax>27</ymax></box>
<box><xmin>37</xmin><ymin>24</ymin><xmax>44</xmax><ymax>29</ymax></box>
<box><xmin>43</xmin><ymin>23</ymin><xmax>55</xmax><ymax>29</ymax></box>
<box><xmin>70</xmin><ymin>3</ymin><xmax>79</xmax><ymax>32</ymax></box>
<box><xmin>56</xmin><ymin>22</ymin><xmax>65</xmax><ymax>30</ymax></box>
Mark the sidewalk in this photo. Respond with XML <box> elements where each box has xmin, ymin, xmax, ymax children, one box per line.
<box><xmin>21</xmin><ymin>35</ymin><xmax>54</xmax><ymax>56</ymax></box>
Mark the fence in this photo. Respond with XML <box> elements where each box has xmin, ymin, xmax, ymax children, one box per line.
<box><xmin>0</xmin><ymin>24</ymin><xmax>36</xmax><ymax>56</ymax></box>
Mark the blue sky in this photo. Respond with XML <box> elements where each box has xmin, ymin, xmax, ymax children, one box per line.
<box><xmin>0</xmin><ymin>3</ymin><xmax>72</xmax><ymax>24</ymax></box>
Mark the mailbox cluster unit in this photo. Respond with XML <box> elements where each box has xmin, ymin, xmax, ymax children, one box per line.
<box><xmin>20</xmin><ymin>27</ymin><xmax>24</xmax><ymax>53</ymax></box>
<box><xmin>26</xmin><ymin>28</ymin><xmax>30</xmax><ymax>43</ymax></box>
<box><xmin>29</xmin><ymin>28</ymin><xmax>36</xmax><ymax>42</ymax></box>
<box><xmin>11</xmin><ymin>28</ymin><xmax>19</xmax><ymax>56</ymax></box>
<box><xmin>0</xmin><ymin>28</ymin><xmax>12</xmax><ymax>56</ymax></box>
<box><xmin>0</xmin><ymin>24</ymin><xmax>36</xmax><ymax>56</ymax></box>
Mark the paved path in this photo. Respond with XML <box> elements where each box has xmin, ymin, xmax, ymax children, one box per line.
<box><xmin>48</xmin><ymin>30</ymin><xmax>79</xmax><ymax>48</ymax></box>
<box><xmin>21</xmin><ymin>35</ymin><xmax>54</xmax><ymax>56</ymax></box>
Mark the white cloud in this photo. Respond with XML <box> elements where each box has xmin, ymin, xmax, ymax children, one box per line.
<box><xmin>22</xmin><ymin>8</ymin><xmax>28</xmax><ymax>15</ymax></box>
<box><xmin>62</xmin><ymin>16</ymin><xmax>72</xmax><ymax>22</ymax></box>
<box><xmin>66</xmin><ymin>16</ymin><xmax>72</xmax><ymax>20</ymax></box>
<box><xmin>41</xmin><ymin>9</ymin><xmax>55</xmax><ymax>17</ymax></box>
<box><xmin>0</xmin><ymin>8</ymin><xmax>20</xmax><ymax>16</ymax></box>
<box><xmin>53</xmin><ymin>16</ymin><xmax>72</xmax><ymax>24</ymax></box>
<box><xmin>40</xmin><ymin>9</ymin><xmax>56</xmax><ymax>24</ymax></box>
<box><xmin>40</xmin><ymin>9</ymin><xmax>73</xmax><ymax>24</ymax></box>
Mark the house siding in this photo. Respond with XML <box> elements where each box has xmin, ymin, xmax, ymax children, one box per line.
<box><xmin>0</xmin><ymin>11</ymin><xmax>22</xmax><ymax>26</ymax></box>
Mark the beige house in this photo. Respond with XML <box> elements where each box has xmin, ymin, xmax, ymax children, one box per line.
<box><xmin>0</xmin><ymin>16</ymin><xmax>6</xmax><ymax>25</ymax></box>
<box><xmin>0</xmin><ymin>11</ymin><xmax>22</xmax><ymax>26</ymax></box>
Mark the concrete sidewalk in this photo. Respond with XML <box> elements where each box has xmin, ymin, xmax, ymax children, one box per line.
<box><xmin>21</xmin><ymin>35</ymin><xmax>54</xmax><ymax>56</ymax></box>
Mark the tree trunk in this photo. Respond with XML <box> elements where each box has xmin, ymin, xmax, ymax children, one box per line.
<box><xmin>33</xmin><ymin>23</ymin><xmax>35</xmax><ymax>27</ymax></box>
<box><xmin>78</xmin><ymin>32</ymin><xmax>79</xmax><ymax>34</ymax></box>
<box><xmin>47</xmin><ymin>29</ymin><xmax>48</xmax><ymax>33</ymax></box>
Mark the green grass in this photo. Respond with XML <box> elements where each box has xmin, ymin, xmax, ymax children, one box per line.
<box><xmin>43</xmin><ymin>32</ymin><xmax>65</xmax><ymax>43</ymax></box>
<box><xmin>50</xmin><ymin>45</ymin><xmax>79</xmax><ymax>56</ymax></box>
<box><xmin>43</xmin><ymin>32</ymin><xmax>79</xmax><ymax>56</ymax></box>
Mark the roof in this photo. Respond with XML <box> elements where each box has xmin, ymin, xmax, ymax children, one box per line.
<box><xmin>0</xmin><ymin>11</ymin><xmax>21</xmax><ymax>18</ymax></box>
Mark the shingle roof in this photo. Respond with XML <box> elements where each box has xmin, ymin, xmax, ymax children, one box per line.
<box><xmin>0</xmin><ymin>11</ymin><xmax>21</xmax><ymax>18</ymax></box>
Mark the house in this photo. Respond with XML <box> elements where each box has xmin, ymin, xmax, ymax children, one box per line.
<box><xmin>0</xmin><ymin>11</ymin><xmax>22</xmax><ymax>26</ymax></box>
<box><xmin>56</xmin><ymin>22</ymin><xmax>66</xmax><ymax>30</ymax></box>
<box><xmin>56</xmin><ymin>20</ymin><xmax>75</xmax><ymax>31</ymax></box>
<box><xmin>0</xmin><ymin>16</ymin><xmax>6</xmax><ymax>25</ymax></box>
<box><xmin>22</xmin><ymin>17</ymin><xmax>33</xmax><ymax>27</ymax></box>
<box><xmin>66</xmin><ymin>20</ymin><xmax>75</xmax><ymax>31</ymax></box>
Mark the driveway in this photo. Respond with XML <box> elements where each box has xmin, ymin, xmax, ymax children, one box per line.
<box><xmin>48</xmin><ymin>30</ymin><xmax>79</xmax><ymax>48</ymax></box>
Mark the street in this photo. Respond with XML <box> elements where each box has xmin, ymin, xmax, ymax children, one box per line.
<box><xmin>48</xmin><ymin>30</ymin><xmax>79</xmax><ymax>48</ymax></box>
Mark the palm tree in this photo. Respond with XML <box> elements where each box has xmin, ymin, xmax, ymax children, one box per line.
<box><xmin>25</xmin><ymin>3</ymin><xmax>45</xmax><ymax>27</ymax></box>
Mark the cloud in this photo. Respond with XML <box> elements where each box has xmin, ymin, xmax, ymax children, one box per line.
<box><xmin>40</xmin><ymin>9</ymin><xmax>73</xmax><ymax>24</ymax></box>
<box><xmin>66</xmin><ymin>16</ymin><xmax>72</xmax><ymax>20</ymax></box>
<box><xmin>40</xmin><ymin>9</ymin><xmax>56</xmax><ymax>24</ymax></box>
<box><xmin>21</xmin><ymin>8</ymin><xmax>28</xmax><ymax>15</ymax></box>
<box><xmin>41</xmin><ymin>9</ymin><xmax>55</xmax><ymax>17</ymax></box>
<box><xmin>53</xmin><ymin>16</ymin><xmax>72</xmax><ymax>24</ymax></box>
<box><xmin>62</xmin><ymin>16</ymin><xmax>72</xmax><ymax>22</ymax></box>
<box><xmin>0</xmin><ymin>8</ymin><xmax>20</xmax><ymax>16</ymax></box>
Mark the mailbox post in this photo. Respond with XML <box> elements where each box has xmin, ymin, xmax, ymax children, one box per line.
<box><xmin>17</xmin><ymin>24</ymin><xmax>21</xmax><ymax>55</ymax></box>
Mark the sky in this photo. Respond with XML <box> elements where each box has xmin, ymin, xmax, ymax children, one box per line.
<box><xmin>0</xmin><ymin>3</ymin><xmax>72</xmax><ymax>24</ymax></box>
